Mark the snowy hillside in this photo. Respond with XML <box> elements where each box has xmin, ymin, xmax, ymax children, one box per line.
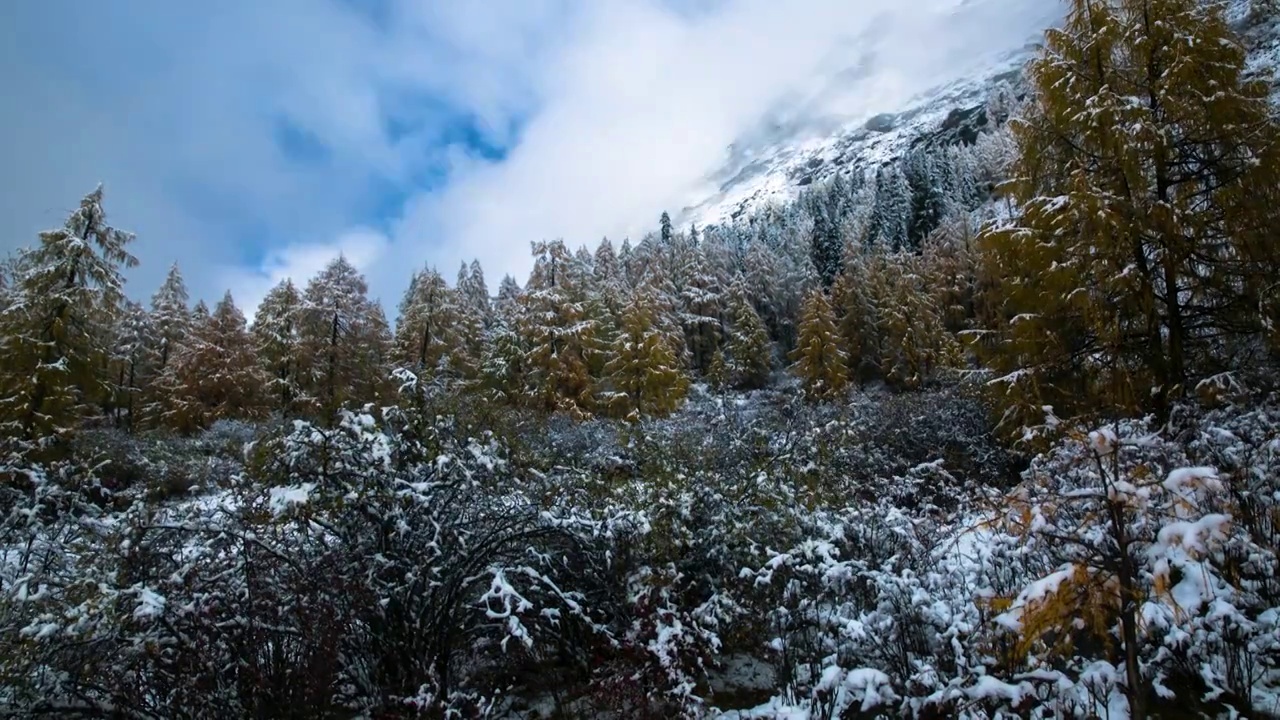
<box><xmin>682</xmin><ymin>0</ymin><xmax>1278</xmax><ymax>228</ymax></box>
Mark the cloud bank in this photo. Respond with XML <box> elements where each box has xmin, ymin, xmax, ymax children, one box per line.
<box><xmin>0</xmin><ymin>0</ymin><xmax>1061</xmax><ymax>314</ymax></box>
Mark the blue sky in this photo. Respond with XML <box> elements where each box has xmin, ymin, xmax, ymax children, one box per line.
<box><xmin>0</xmin><ymin>0</ymin><xmax>1059</xmax><ymax>313</ymax></box>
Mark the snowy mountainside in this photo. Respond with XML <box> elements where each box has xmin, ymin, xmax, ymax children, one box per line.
<box><xmin>682</xmin><ymin>0</ymin><xmax>1280</xmax><ymax>228</ymax></box>
<box><xmin>680</xmin><ymin>0</ymin><xmax>1061</xmax><ymax>227</ymax></box>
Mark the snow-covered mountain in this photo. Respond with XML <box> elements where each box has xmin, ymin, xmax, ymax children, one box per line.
<box><xmin>680</xmin><ymin>0</ymin><xmax>1277</xmax><ymax>228</ymax></box>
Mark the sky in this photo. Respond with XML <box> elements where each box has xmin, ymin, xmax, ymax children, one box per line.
<box><xmin>0</xmin><ymin>0</ymin><xmax>1060</xmax><ymax>314</ymax></box>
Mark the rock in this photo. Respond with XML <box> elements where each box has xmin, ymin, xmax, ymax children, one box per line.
<box><xmin>864</xmin><ymin>112</ymin><xmax>897</xmax><ymax>133</ymax></box>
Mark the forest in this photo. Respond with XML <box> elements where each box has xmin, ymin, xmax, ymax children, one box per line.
<box><xmin>1</xmin><ymin>0</ymin><xmax>1279</xmax><ymax>717</ymax></box>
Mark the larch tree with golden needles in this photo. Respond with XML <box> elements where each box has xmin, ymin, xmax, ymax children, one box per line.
<box><xmin>602</xmin><ymin>284</ymin><xmax>689</xmax><ymax>419</ymax></box>
<box><xmin>299</xmin><ymin>256</ymin><xmax>392</xmax><ymax>422</ymax></box>
<box><xmin>251</xmin><ymin>278</ymin><xmax>305</xmax><ymax>417</ymax></box>
<box><xmin>0</xmin><ymin>186</ymin><xmax>137</xmax><ymax>454</ymax></box>
<box><xmin>790</xmin><ymin>288</ymin><xmax>848</xmax><ymax>402</ymax></box>
<box><xmin>394</xmin><ymin>266</ymin><xmax>464</xmax><ymax>380</ymax></box>
<box><xmin>831</xmin><ymin>246</ymin><xmax>880</xmax><ymax>384</ymax></box>
<box><xmin>978</xmin><ymin>0</ymin><xmax>1280</xmax><ymax>435</ymax></box>
<box><xmin>518</xmin><ymin>240</ymin><xmax>602</xmax><ymax>415</ymax></box>
<box><xmin>161</xmin><ymin>292</ymin><xmax>266</xmax><ymax>432</ymax></box>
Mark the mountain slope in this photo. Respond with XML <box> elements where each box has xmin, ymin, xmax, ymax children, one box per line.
<box><xmin>682</xmin><ymin>0</ymin><xmax>1278</xmax><ymax>229</ymax></box>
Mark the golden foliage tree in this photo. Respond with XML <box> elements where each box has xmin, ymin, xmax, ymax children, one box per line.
<box><xmin>790</xmin><ymin>288</ymin><xmax>848</xmax><ymax>402</ymax></box>
<box><xmin>161</xmin><ymin>292</ymin><xmax>267</xmax><ymax>432</ymax></box>
<box><xmin>519</xmin><ymin>241</ymin><xmax>597</xmax><ymax>414</ymax></box>
<box><xmin>978</xmin><ymin>0</ymin><xmax>1280</xmax><ymax>434</ymax></box>
<box><xmin>0</xmin><ymin>186</ymin><xmax>137</xmax><ymax>453</ymax></box>
<box><xmin>602</xmin><ymin>285</ymin><xmax>689</xmax><ymax>418</ymax></box>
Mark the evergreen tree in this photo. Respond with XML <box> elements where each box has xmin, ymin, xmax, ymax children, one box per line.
<box><xmin>455</xmin><ymin>261</ymin><xmax>492</xmax><ymax>381</ymax></box>
<box><xmin>139</xmin><ymin>264</ymin><xmax>193</xmax><ymax>428</ymax></box>
<box><xmin>251</xmin><ymin>278</ymin><xmax>304</xmax><ymax>417</ymax></box>
<box><xmin>679</xmin><ymin>245</ymin><xmax>725</xmax><ymax>375</ymax></box>
<box><xmin>724</xmin><ymin>275</ymin><xmax>772</xmax><ymax>390</ymax></box>
<box><xmin>149</xmin><ymin>263</ymin><xmax>191</xmax><ymax>373</ymax></box>
<box><xmin>869</xmin><ymin>163</ymin><xmax>913</xmax><ymax>249</ymax></box>
<box><xmin>904</xmin><ymin>149</ymin><xmax>947</xmax><ymax>246</ymax></box>
<box><xmin>790</xmin><ymin>288</ymin><xmax>848</xmax><ymax>402</ymax></box>
<box><xmin>0</xmin><ymin>186</ymin><xmax>137</xmax><ymax>451</ymax></box>
<box><xmin>660</xmin><ymin>211</ymin><xmax>674</xmax><ymax>245</ymax></box>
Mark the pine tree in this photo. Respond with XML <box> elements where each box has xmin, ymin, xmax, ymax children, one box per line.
<box><xmin>790</xmin><ymin>288</ymin><xmax>848</xmax><ymax>402</ymax></box>
<box><xmin>724</xmin><ymin>275</ymin><xmax>772</xmax><ymax>390</ymax></box>
<box><xmin>660</xmin><ymin>211</ymin><xmax>674</xmax><ymax>245</ymax></box>
<box><xmin>0</xmin><ymin>186</ymin><xmax>137</xmax><ymax>452</ymax></box>
<box><xmin>978</xmin><ymin>0</ymin><xmax>1280</xmax><ymax>432</ymax></box>
<box><xmin>250</xmin><ymin>278</ymin><xmax>304</xmax><ymax>416</ymax></box>
<box><xmin>602</xmin><ymin>285</ymin><xmax>689</xmax><ymax>418</ymax></box>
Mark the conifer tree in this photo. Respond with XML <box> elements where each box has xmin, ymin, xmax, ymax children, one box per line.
<box><xmin>602</xmin><ymin>285</ymin><xmax>689</xmax><ymax>418</ymax></box>
<box><xmin>790</xmin><ymin>288</ymin><xmax>848</xmax><ymax>402</ymax></box>
<box><xmin>299</xmin><ymin>257</ymin><xmax>390</xmax><ymax>421</ymax></box>
<box><xmin>724</xmin><ymin>275</ymin><xmax>772</xmax><ymax>390</ymax></box>
<box><xmin>139</xmin><ymin>264</ymin><xmax>193</xmax><ymax>428</ymax></box>
<box><xmin>979</xmin><ymin>0</ymin><xmax>1280</xmax><ymax>431</ymax></box>
<box><xmin>149</xmin><ymin>263</ymin><xmax>191</xmax><ymax>373</ymax></box>
<box><xmin>250</xmin><ymin>278</ymin><xmax>305</xmax><ymax>416</ymax></box>
<box><xmin>495</xmin><ymin>275</ymin><xmax>523</xmax><ymax>322</ymax></box>
<box><xmin>830</xmin><ymin>246</ymin><xmax>880</xmax><ymax>383</ymax></box>
<box><xmin>875</xmin><ymin>256</ymin><xmax>959</xmax><ymax>391</ymax></box>
<box><xmin>108</xmin><ymin>301</ymin><xmax>156</xmax><ymax>431</ymax></box>
<box><xmin>0</xmin><ymin>186</ymin><xmax>137</xmax><ymax>451</ymax></box>
<box><xmin>454</xmin><ymin>261</ymin><xmax>491</xmax><ymax>381</ymax></box>
<box><xmin>394</xmin><ymin>266</ymin><xmax>463</xmax><ymax>378</ymax></box>
<box><xmin>869</xmin><ymin>163</ymin><xmax>913</xmax><ymax>249</ymax></box>
<box><xmin>660</xmin><ymin>211</ymin><xmax>674</xmax><ymax>245</ymax></box>
<box><xmin>519</xmin><ymin>241</ymin><xmax>596</xmax><ymax>414</ymax></box>
<box><xmin>706</xmin><ymin>346</ymin><xmax>729</xmax><ymax>393</ymax></box>
<box><xmin>162</xmin><ymin>292</ymin><xmax>266</xmax><ymax>431</ymax></box>
<box><xmin>679</xmin><ymin>245</ymin><xmax>725</xmax><ymax>375</ymax></box>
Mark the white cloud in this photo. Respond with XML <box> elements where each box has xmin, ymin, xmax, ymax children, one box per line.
<box><xmin>362</xmin><ymin>0</ymin><xmax>1061</xmax><ymax>300</ymax></box>
<box><xmin>0</xmin><ymin>0</ymin><xmax>1060</xmax><ymax>316</ymax></box>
